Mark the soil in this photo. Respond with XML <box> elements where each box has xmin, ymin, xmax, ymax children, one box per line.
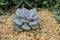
<box><xmin>0</xmin><ymin>9</ymin><xmax>60</xmax><ymax>40</ymax></box>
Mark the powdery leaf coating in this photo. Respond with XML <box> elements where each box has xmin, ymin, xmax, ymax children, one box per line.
<box><xmin>30</xmin><ymin>24</ymin><xmax>39</xmax><ymax>29</ymax></box>
<box><xmin>22</xmin><ymin>8</ymin><xmax>30</xmax><ymax>19</ymax></box>
<box><xmin>21</xmin><ymin>19</ymin><xmax>29</xmax><ymax>22</ymax></box>
<box><xmin>14</xmin><ymin>24</ymin><xmax>24</xmax><ymax>32</ymax></box>
<box><xmin>22</xmin><ymin>23</ymin><xmax>30</xmax><ymax>30</ymax></box>
<box><xmin>15</xmin><ymin>8</ymin><xmax>24</xmax><ymax>18</ymax></box>
<box><xmin>29</xmin><ymin>21</ymin><xmax>37</xmax><ymax>25</ymax></box>
<box><xmin>29</xmin><ymin>9</ymin><xmax>37</xmax><ymax>17</ymax></box>
<box><xmin>13</xmin><ymin>18</ymin><xmax>23</xmax><ymax>25</ymax></box>
<box><xmin>13</xmin><ymin>8</ymin><xmax>41</xmax><ymax>31</ymax></box>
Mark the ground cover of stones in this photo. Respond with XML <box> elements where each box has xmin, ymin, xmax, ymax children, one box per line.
<box><xmin>0</xmin><ymin>9</ymin><xmax>60</xmax><ymax>40</ymax></box>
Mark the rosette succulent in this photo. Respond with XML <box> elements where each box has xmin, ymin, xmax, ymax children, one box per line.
<box><xmin>13</xmin><ymin>8</ymin><xmax>41</xmax><ymax>32</ymax></box>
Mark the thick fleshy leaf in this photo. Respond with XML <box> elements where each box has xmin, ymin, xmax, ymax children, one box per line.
<box><xmin>13</xmin><ymin>8</ymin><xmax>41</xmax><ymax>31</ymax></box>
<box><xmin>22</xmin><ymin>23</ymin><xmax>30</xmax><ymax>30</ymax></box>
<box><xmin>29</xmin><ymin>18</ymin><xmax>40</xmax><ymax>25</ymax></box>
<box><xmin>21</xmin><ymin>19</ymin><xmax>29</xmax><ymax>22</ymax></box>
<box><xmin>15</xmin><ymin>8</ymin><xmax>24</xmax><ymax>18</ymax></box>
<box><xmin>14</xmin><ymin>24</ymin><xmax>24</xmax><ymax>32</ymax></box>
<box><xmin>29</xmin><ymin>21</ymin><xmax>37</xmax><ymax>25</ymax></box>
<box><xmin>29</xmin><ymin>9</ymin><xmax>37</xmax><ymax>19</ymax></box>
<box><xmin>33</xmin><ymin>14</ymin><xmax>38</xmax><ymax>19</ymax></box>
<box><xmin>30</xmin><ymin>24</ymin><xmax>39</xmax><ymax>29</ymax></box>
<box><xmin>34</xmin><ymin>18</ymin><xmax>41</xmax><ymax>22</ymax></box>
<box><xmin>13</xmin><ymin>18</ymin><xmax>23</xmax><ymax>25</ymax></box>
<box><xmin>22</xmin><ymin>8</ymin><xmax>30</xmax><ymax>19</ymax></box>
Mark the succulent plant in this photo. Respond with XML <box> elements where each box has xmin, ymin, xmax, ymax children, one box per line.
<box><xmin>54</xmin><ymin>10</ymin><xmax>60</xmax><ymax>23</ymax></box>
<box><xmin>13</xmin><ymin>8</ymin><xmax>41</xmax><ymax>32</ymax></box>
<box><xmin>0</xmin><ymin>0</ymin><xmax>8</xmax><ymax>14</ymax></box>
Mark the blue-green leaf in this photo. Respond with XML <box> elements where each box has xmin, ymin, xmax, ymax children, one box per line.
<box><xmin>22</xmin><ymin>23</ymin><xmax>30</xmax><ymax>30</ymax></box>
<box><xmin>30</xmin><ymin>24</ymin><xmax>39</xmax><ymax>29</ymax></box>
<box><xmin>14</xmin><ymin>24</ymin><xmax>24</xmax><ymax>32</ymax></box>
<box><xmin>13</xmin><ymin>18</ymin><xmax>23</xmax><ymax>25</ymax></box>
<box><xmin>29</xmin><ymin>9</ymin><xmax>37</xmax><ymax>18</ymax></box>
<box><xmin>21</xmin><ymin>19</ymin><xmax>29</xmax><ymax>22</ymax></box>
<box><xmin>15</xmin><ymin>9</ymin><xmax>24</xmax><ymax>18</ymax></box>
<box><xmin>29</xmin><ymin>21</ymin><xmax>37</xmax><ymax>25</ymax></box>
<box><xmin>22</xmin><ymin>8</ymin><xmax>29</xmax><ymax>18</ymax></box>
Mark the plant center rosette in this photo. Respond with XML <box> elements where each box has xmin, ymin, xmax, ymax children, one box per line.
<box><xmin>13</xmin><ymin>8</ymin><xmax>41</xmax><ymax>32</ymax></box>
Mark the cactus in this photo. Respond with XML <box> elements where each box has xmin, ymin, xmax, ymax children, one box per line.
<box><xmin>13</xmin><ymin>8</ymin><xmax>41</xmax><ymax>32</ymax></box>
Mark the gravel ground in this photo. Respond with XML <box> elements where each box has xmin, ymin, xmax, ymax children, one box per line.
<box><xmin>0</xmin><ymin>9</ymin><xmax>60</xmax><ymax>40</ymax></box>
